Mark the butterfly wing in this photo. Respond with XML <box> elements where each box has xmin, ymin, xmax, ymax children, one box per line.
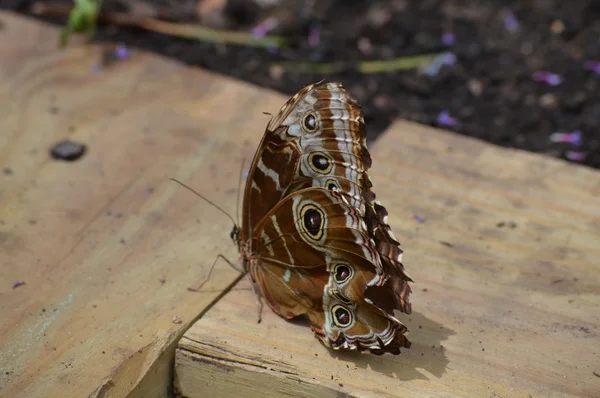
<box><xmin>240</xmin><ymin>81</ymin><xmax>413</xmax><ymax>353</ymax></box>
<box><xmin>249</xmin><ymin>187</ymin><xmax>410</xmax><ymax>354</ymax></box>
<box><xmin>241</xmin><ymin>81</ymin><xmax>371</xmax><ymax>241</ymax></box>
<box><xmin>365</xmin><ymin>201</ymin><xmax>413</xmax><ymax>315</ymax></box>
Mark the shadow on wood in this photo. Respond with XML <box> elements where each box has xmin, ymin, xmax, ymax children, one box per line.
<box><xmin>320</xmin><ymin>310</ymin><xmax>454</xmax><ymax>382</ymax></box>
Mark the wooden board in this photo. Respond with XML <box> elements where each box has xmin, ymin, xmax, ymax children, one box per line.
<box><xmin>176</xmin><ymin>119</ymin><xmax>600</xmax><ymax>397</ymax></box>
<box><xmin>0</xmin><ymin>11</ymin><xmax>291</xmax><ymax>398</ymax></box>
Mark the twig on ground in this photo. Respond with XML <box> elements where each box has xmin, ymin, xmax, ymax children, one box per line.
<box><xmin>31</xmin><ymin>2</ymin><xmax>287</xmax><ymax>49</ymax></box>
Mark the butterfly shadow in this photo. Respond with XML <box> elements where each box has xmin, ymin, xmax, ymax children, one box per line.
<box><xmin>324</xmin><ymin>311</ymin><xmax>455</xmax><ymax>382</ymax></box>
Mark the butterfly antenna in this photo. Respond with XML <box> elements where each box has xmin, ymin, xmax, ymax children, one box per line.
<box><xmin>170</xmin><ymin>178</ymin><xmax>236</xmax><ymax>226</ymax></box>
<box><xmin>236</xmin><ymin>158</ymin><xmax>246</xmax><ymax>227</ymax></box>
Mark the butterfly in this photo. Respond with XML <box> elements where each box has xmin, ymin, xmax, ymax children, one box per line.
<box><xmin>229</xmin><ymin>81</ymin><xmax>414</xmax><ymax>355</ymax></box>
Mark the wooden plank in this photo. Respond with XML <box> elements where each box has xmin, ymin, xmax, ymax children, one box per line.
<box><xmin>0</xmin><ymin>11</ymin><xmax>291</xmax><ymax>398</ymax></box>
<box><xmin>176</xmin><ymin>119</ymin><xmax>600</xmax><ymax>397</ymax></box>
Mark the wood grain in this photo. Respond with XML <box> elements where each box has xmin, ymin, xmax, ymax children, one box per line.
<box><xmin>176</xmin><ymin>120</ymin><xmax>600</xmax><ymax>397</ymax></box>
<box><xmin>0</xmin><ymin>11</ymin><xmax>288</xmax><ymax>398</ymax></box>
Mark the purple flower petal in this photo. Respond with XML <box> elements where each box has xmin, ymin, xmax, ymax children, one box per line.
<box><xmin>565</xmin><ymin>151</ymin><xmax>586</xmax><ymax>161</ymax></box>
<box><xmin>584</xmin><ymin>60</ymin><xmax>600</xmax><ymax>75</ymax></box>
<box><xmin>504</xmin><ymin>13</ymin><xmax>518</xmax><ymax>31</ymax></box>
<box><xmin>569</xmin><ymin>130</ymin><xmax>582</xmax><ymax>146</ymax></box>
<box><xmin>424</xmin><ymin>52</ymin><xmax>456</xmax><ymax>77</ymax></box>
<box><xmin>550</xmin><ymin>130</ymin><xmax>582</xmax><ymax>146</ymax></box>
<box><xmin>533</xmin><ymin>71</ymin><xmax>549</xmax><ymax>81</ymax></box>
<box><xmin>546</xmin><ymin>74</ymin><xmax>562</xmax><ymax>86</ymax></box>
<box><xmin>533</xmin><ymin>71</ymin><xmax>562</xmax><ymax>86</ymax></box>
<box><xmin>12</xmin><ymin>280</ymin><xmax>25</xmax><ymax>289</ymax></box>
<box><xmin>115</xmin><ymin>44</ymin><xmax>130</xmax><ymax>60</ymax></box>
<box><xmin>443</xmin><ymin>52</ymin><xmax>457</xmax><ymax>66</ymax></box>
<box><xmin>308</xmin><ymin>23</ymin><xmax>321</xmax><ymax>47</ymax></box>
<box><xmin>252</xmin><ymin>17</ymin><xmax>277</xmax><ymax>38</ymax></box>
<box><xmin>436</xmin><ymin>110</ymin><xmax>457</xmax><ymax>127</ymax></box>
<box><xmin>441</xmin><ymin>32</ymin><xmax>455</xmax><ymax>46</ymax></box>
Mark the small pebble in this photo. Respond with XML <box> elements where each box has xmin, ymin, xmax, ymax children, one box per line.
<box><xmin>50</xmin><ymin>140</ymin><xmax>86</xmax><ymax>161</ymax></box>
<box><xmin>357</xmin><ymin>37</ymin><xmax>372</xmax><ymax>55</ymax></box>
<box><xmin>550</xmin><ymin>20</ymin><xmax>565</xmax><ymax>34</ymax></box>
<box><xmin>269</xmin><ymin>64</ymin><xmax>284</xmax><ymax>81</ymax></box>
<box><xmin>373</xmin><ymin>95</ymin><xmax>390</xmax><ymax>109</ymax></box>
<box><xmin>173</xmin><ymin>315</ymin><xmax>182</xmax><ymax>324</ymax></box>
<box><xmin>520</xmin><ymin>42</ymin><xmax>534</xmax><ymax>55</ymax></box>
<box><xmin>539</xmin><ymin>93</ymin><xmax>558</xmax><ymax>108</ymax></box>
<box><xmin>467</xmin><ymin>79</ymin><xmax>483</xmax><ymax>96</ymax></box>
<box><xmin>367</xmin><ymin>3</ymin><xmax>392</xmax><ymax>27</ymax></box>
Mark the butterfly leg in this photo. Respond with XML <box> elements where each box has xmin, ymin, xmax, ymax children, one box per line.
<box><xmin>249</xmin><ymin>277</ymin><xmax>264</xmax><ymax>324</ymax></box>
<box><xmin>187</xmin><ymin>254</ymin><xmax>244</xmax><ymax>292</ymax></box>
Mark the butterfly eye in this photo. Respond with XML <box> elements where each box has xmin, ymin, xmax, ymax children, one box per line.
<box><xmin>334</xmin><ymin>264</ymin><xmax>352</xmax><ymax>283</ymax></box>
<box><xmin>332</xmin><ymin>305</ymin><xmax>353</xmax><ymax>328</ymax></box>
<box><xmin>303</xmin><ymin>112</ymin><xmax>318</xmax><ymax>132</ymax></box>
<box><xmin>326</xmin><ymin>179</ymin><xmax>340</xmax><ymax>191</ymax></box>
<box><xmin>300</xmin><ymin>204</ymin><xmax>325</xmax><ymax>240</ymax></box>
<box><xmin>308</xmin><ymin>152</ymin><xmax>333</xmax><ymax>174</ymax></box>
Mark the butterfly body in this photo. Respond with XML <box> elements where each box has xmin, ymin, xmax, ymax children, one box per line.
<box><xmin>231</xmin><ymin>82</ymin><xmax>413</xmax><ymax>355</ymax></box>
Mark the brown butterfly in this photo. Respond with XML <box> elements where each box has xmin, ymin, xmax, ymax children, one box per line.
<box><xmin>230</xmin><ymin>81</ymin><xmax>414</xmax><ymax>355</ymax></box>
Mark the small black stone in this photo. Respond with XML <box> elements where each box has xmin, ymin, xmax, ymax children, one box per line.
<box><xmin>50</xmin><ymin>140</ymin><xmax>86</xmax><ymax>161</ymax></box>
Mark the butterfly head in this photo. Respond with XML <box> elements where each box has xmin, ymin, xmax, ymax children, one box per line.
<box><xmin>230</xmin><ymin>224</ymin><xmax>242</xmax><ymax>247</ymax></box>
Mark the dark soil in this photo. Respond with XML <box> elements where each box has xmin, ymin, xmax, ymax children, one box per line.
<box><xmin>2</xmin><ymin>0</ymin><xmax>600</xmax><ymax>169</ymax></box>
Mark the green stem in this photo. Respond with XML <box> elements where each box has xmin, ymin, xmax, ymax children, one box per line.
<box><xmin>274</xmin><ymin>52</ymin><xmax>444</xmax><ymax>74</ymax></box>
